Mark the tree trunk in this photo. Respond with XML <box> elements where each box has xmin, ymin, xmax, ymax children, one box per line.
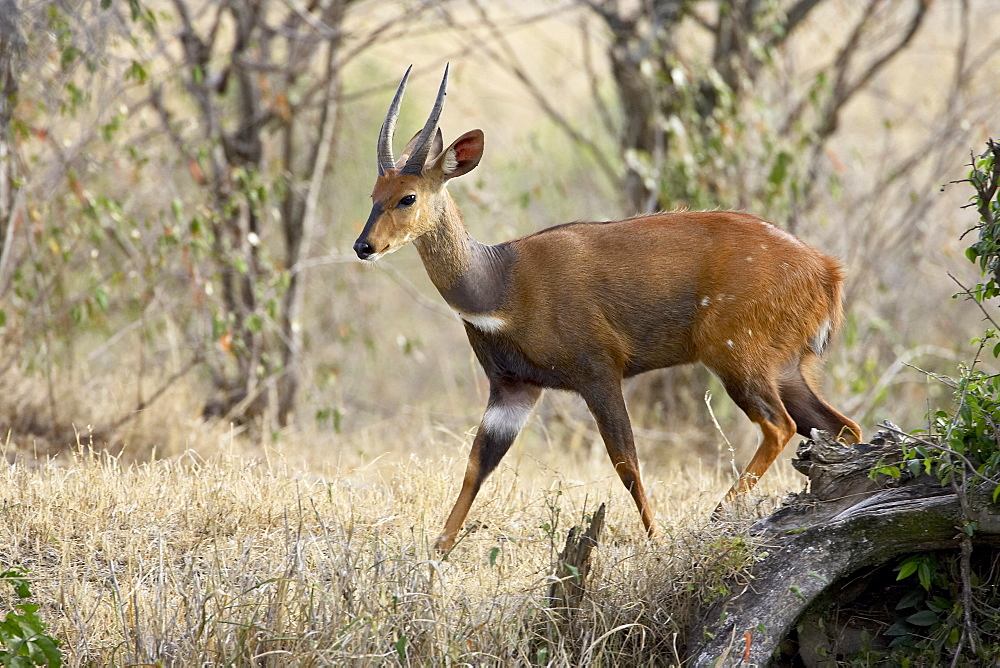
<box><xmin>0</xmin><ymin>0</ymin><xmax>24</xmax><ymax>300</ymax></box>
<box><xmin>688</xmin><ymin>428</ymin><xmax>1000</xmax><ymax>666</ymax></box>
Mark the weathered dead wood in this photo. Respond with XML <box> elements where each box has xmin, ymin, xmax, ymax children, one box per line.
<box><xmin>533</xmin><ymin>504</ymin><xmax>607</xmax><ymax>659</ymax></box>
<box><xmin>689</xmin><ymin>427</ymin><xmax>1000</xmax><ymax>667</ymax></box>
<box><xmin>548</xmin><ymin>503</ymin><xmax>607</xmax><ymax>615</ymax></box>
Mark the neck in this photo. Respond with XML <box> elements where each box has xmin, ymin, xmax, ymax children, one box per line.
<box><xmin>413</xmin><ymin>193</ymin><xmax>512</xmax><ymax>315</ymax></box>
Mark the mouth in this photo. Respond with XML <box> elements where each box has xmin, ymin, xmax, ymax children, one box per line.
<box><xmin>362</xmin><ymin>244</ymin><xmax>401</xmax><ymax>263</ymax></box>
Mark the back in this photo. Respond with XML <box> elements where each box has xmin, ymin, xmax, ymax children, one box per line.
<box><xmin>504</xmin><ymin>211</ymin><xmax>843</xmax><ymax>376</ymax></box>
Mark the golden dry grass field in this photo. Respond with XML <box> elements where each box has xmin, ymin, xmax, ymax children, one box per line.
<box><xmin>2</xmin><ymin>424</ymin><xmax>797</xmax><ymax>665</ymax></box>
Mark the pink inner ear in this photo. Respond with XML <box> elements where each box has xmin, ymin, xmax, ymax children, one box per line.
<box><xmin>454</xmin><ymin>137</ymin><xmax>481</xmax><ymax>162</ymax></box>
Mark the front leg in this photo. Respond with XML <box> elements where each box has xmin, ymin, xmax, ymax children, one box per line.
<box><xmin>435</xmin><ymin>380</ymin><xmax>542</xmax><ymax>552</ymax></box>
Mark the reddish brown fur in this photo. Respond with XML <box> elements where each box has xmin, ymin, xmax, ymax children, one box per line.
<box><xmin>503</xmin><ymin>213</ymin><xmax>840</xmax><ymax>378</ymax></box>
<box><xmin>356</xmin><ymin>73</ymin><xmax>860</xmax><ymax>552</ymax></box>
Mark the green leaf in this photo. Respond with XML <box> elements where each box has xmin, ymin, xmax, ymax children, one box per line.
<box><xmin>767</xmin><ymin>151</ymin><xmax>792</xmax><ymax>187</ymax></box>
<box><xmin>927</xmin><ymin>596</ymin><xmax>954</xmax><ymax>613</ymax></box>
<box><xmin>917</xmin><ymin>560</ymin><xmax>933</xmax><ymax>590</ymax></box>
<box><xmin>488</xmin><ymin>546</ymin><xmax>500</xmax><ymax>568</ymax></box>
<box><xmin>895</xmin><ymin>589</ymin><xmax>923</xmax><ymax>610</ymax></box>
<box><xmin>884</xmin><ymin>620</ymin><xmax>914</xmax><ymax>637</ymax></box>
<box><xmin>905</xmin><ymin>609</ymin><xmax>939</xmax><ymax>627</ymax></box>
<box><xmin>896</xmin><ymin>558</ymin><xmax>919</xmax><ymax>581</ymax></box>
<box><xmin>125</xmin><ymin>60</ymin><xmax>148</xmax><ymax>84</ymax></box>
<box><xmin>94</xmin><ymin>286</ymin><xmax>108</xmax><ymax>311</ymax></box>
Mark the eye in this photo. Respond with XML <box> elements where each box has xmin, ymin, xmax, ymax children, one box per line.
<box><xmin>398</xmin><ymin>194</ymin><xmax>417</xmax><ymax>207</ymax></box>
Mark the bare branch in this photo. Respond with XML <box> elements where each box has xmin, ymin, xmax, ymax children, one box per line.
<box><xmin>821</xmin><ymin>0</ymin><xmax>929</xmax><ymax>139</ymax></box>
<box><xmin>795</xmin><ymin>0</ymin><xmax>930</xmax><ymax>212</ymax></box>
<box><xmin>768</xmin><ymin>0</ymin><xmax>825</xmax><ymax>49</ymax></box>
<box><xmin>579</xmin><ymin>14</ymin><xmax>617</xmax><ymax>138</ymax></box>
<box><xmin>109</xmin><ymin>355</ymin><xmax>201</xmax><ymax>432</ymax></box>
<box><xmin>457</xmin><ymin>0</ymin><xmax>620</xmax><ymax>187</ymax></box>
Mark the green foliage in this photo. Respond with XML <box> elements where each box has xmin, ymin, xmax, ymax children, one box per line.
<box><xmin>0</xmin><ymin>568</ymin><xmax>62</xmax><ymax>667</ymax></box>
<box><xmin>864</xmin><ymin>139</ymin><xmax>1000</xmax><ymax>665</ymax></box>
<box><xmin>699</xmin><ymin>536</ymin><xmax>757</xmax><ymax>603</ymax></box>
<box><xmin>0</xmin><ymin>0</ymin><xmax>349</xmax><ymax>426</ymax></box>
<box><xmin>873</xmin><ymin>140</ymin><xmax>1000</xmax><ymax>497</ymax></box>
<box><xmin>895</xmin><ymin>554</ymin><xmax>939</xmax><ymax>592</ymax></box>
<box><xmin>918</xmin><ymin>140</ymin><xmax>1000</xmax><ymax>496</ymax></box>
<box><xmin>961</xmin><ymin>140</ymin><xmax>1000</xmax><ymax>302</ymax></box>
<box><xmin>856</xmin><ymin>552</ymin><xmax>995</xmax><ymax>662</ymax></box>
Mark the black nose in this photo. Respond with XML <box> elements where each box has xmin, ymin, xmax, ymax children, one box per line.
<box><xmin>354</xmin><ymin>240</ymin><xmax>375</xmax><ymax>259</ymax></box>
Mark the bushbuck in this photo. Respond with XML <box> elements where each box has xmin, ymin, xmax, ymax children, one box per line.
<box><xmin>354</xmin><ymin>65</ymin><xmax>861</xmax><ymax>552</ymax></box>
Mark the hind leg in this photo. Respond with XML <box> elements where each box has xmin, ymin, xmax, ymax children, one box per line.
<box><xmin>716</xmin><ymin>376</ymin><xmax>798</xmax><ymax>506</ymax></box>
<box><xmin>779</xmin><ymin>360</ymin><xmax>861</xmax><ymax>444</ymax></box>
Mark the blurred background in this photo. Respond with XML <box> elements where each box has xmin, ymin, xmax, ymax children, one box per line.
<box><xmin>0</xmin><ymin>0</ymin><xmax>997</xmax><ymax>478</ymax></box>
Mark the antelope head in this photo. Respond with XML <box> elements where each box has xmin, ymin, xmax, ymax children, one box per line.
<box><xmin>353</xmin><ymin>64</ymin><xmax>484</xmax><ymax>261</ymax></box>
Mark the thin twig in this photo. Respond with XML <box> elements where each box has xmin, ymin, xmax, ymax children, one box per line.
<box><xmin>705</xmin><ymin>391</ymin><xmax>739</xmax><ymax>481</ymax></box>
<box><xmin>948</xmin><ymin>273</ymin><xmax>1000</xmax><ymax>333</ymax></box>
<box><xmin>462</xmin><ymin>0</ymin><xmax>620</xmax><ymax>187</ymax></box>
<box><xmin>109</xmin><ymin>356</ymin><xmax>201</xmax><ymax>432</ymax></box>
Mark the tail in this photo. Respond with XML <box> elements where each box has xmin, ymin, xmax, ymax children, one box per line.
<box><xmin>809</xmin><ymin>255</ymin><xmax>846</xmax><ymax>357</ymax></box>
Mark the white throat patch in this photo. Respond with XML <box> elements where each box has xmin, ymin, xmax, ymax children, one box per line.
<box><xmin>456</xmin><ymin>311</ymin><xmax>507</xmax><ymax>333</ymax></box>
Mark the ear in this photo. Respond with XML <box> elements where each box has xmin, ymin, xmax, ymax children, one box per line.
<box><xmin>396</xmin><ymin>128</ymin><xmax>445</xmax><ymax>171</ymax></box>
<box><xmin>435</xmin><ymin>129</ymin><xmax>484</xmax><ymax>180</ymax></box>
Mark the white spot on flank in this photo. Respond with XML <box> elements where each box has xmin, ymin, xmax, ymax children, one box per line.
<box><xmin>481</xmin><ymin>401</ymin><xmax>532</xmax><ymax>441</ymax></box>
<box><xmin>747</xmin><ymin>329</ymin><xmax>753</xmax><ymax>336</ymax></box>
<box><xmin>700</xmin><ymin>296</ymin><xmax>711</xmax><ymax>307</ymax></box>
<box><xmin>746</xmin><ymin>256</ymin><xmax>754</xmax><ymax>262</ymax></box>
<box><xmin>726</xmin><ymin>339</ymin><xmax>734</xmax><ymax>348</ymax></box>
<box><xmin>457</xmin><ymin>312</ymin><xmax>507</xmax><ymax>332</ymax></box>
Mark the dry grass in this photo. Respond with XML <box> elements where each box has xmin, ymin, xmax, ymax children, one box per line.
<box><xmin>0</xmin><ymin>412</ymin><xmax>797</xmax><ymax>666</ymax></box>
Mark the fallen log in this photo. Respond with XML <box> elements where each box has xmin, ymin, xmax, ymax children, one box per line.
<box><xmin>689</xmin><ymin>426</ymin><xmax>1000</xmax><ymax>667</ymax></box>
